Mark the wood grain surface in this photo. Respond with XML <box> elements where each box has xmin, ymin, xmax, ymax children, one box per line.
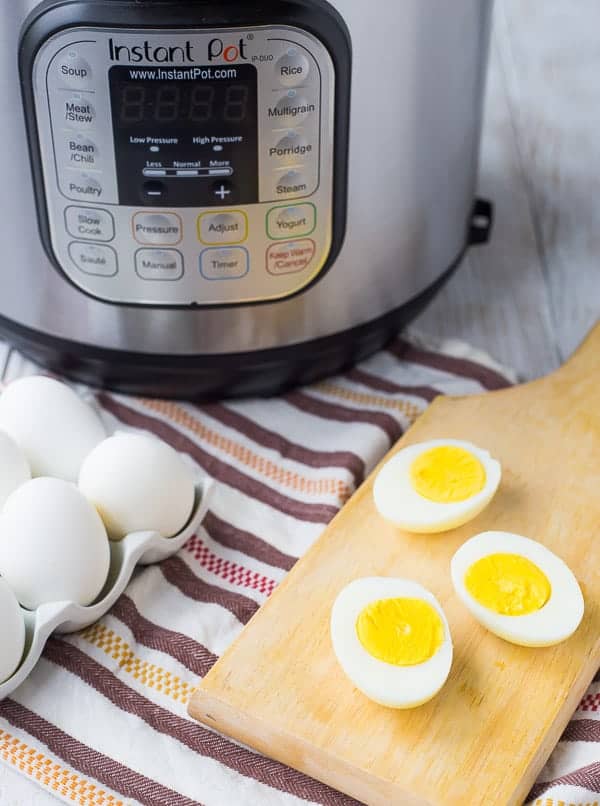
<box><xmin>189</xmin><ymin>323</ymin><xmax>600</xmax><ymax>806</ymax></box>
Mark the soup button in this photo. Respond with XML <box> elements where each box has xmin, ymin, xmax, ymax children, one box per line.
<box><xmin>266</xmin><ymin>239</ymin><xmax>315</xmax><ymax>275</ymax></box>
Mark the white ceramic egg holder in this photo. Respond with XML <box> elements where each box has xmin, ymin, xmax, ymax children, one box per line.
<box><xmin>0</xmin><ymin>475</ymin><xmax>214</xmax><ymax>701</ymax></box>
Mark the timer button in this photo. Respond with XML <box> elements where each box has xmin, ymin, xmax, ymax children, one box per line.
<box><xmin>63</xmin><ymin>94</ymin><xmax>95</xmax><ymax>128</ymax></box>
<box><xmin>269</xmin><ymin>92</ymin><xmax>315</xmax><ymax>128</ymax></box>
<box><xmin>133</xmin><ymin>212</ymin><xmax>182</xmax><ymax>245</ymax></box>
<box><xmin>56</xmin><ymin>51</ymin><xmax>93</xmax><ymax>88</ymax></box>
<box><xmin>200</xmin><ymin>247</ymin><xmax>249</xmax><ymax>280</ymax></box>
<box><xmin>68</xmin><ymin>242</ymin><xmax>117</xmax><ymax>277</ymax></box>
<box><xmin>135</xmin><ymin>249</ymin><xmax>184</xmax><ymax>281</ymax></box>
<box><xmin>198</xmin><ymin>211</ymin><xmax>247</xmax><ymax>245</ymax></box>
<box><xmin>275</xmin><ymin>49</ymin><xmax>310</xmax><ymax>87</ymax></box>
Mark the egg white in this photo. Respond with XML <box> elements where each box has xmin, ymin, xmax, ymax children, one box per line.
<box><xmin>0</xmin><ymin>577</ymin><xmax>25</xmax><ymax>683</ymax></box>
<box><xmin>451</xmin><ymin>531</ymin><xmax>584</xmax><ymax>647</ymax></box>
<box><xmin>330</xmin><ymin>577</ymin><xmax>453</xmax><ymax>708</ymax></box>
<box><xmin>373</xmin><ymin>438</ymin><xmax>501</xmax><ymax>533</ymax></box>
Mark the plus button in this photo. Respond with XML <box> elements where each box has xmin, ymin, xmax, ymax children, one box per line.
<box><xmin>213</xmin><ymin>184</ymin><xmax>232</xmax><ymax>200</ymax></box>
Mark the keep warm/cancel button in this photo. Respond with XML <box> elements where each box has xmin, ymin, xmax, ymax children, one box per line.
<box><xmin>266</xmin><ymin>239</ymin><xmax>315</xmax><ymax>275</ymax></box>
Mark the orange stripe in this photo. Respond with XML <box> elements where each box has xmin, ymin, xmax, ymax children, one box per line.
<box><xmin>139</xmin><ymin>398</ymin><xmax>353</xmax><ymax>501</ymax></box>
<box><xmin>0</xmin><ymin>729</ymin><xmax>123</xmax><ymax>806</ymax></box>
<box><xmin>81</xmin><ymin>622</ymin><xmax>195</xmax><ymax>704</ymax></box>
<box><xmin>313</xmin><ymin>381</ymin><xmax>424</xmax><ymax>421</ymax></box>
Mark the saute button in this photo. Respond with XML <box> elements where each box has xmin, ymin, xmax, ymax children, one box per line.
<box><xmin>275</xmin><ymin>49</ymin><xmax>310</xmax><ymax>87</ymax></box>
<box><xmin>268</xmin><ymin>92</ymin><xmax>315</xmax><ymax>127</ymax></box>
<box><xmin>198</xmin><ymin>211</ymin><xmax>247</xmax><ymax>245</ymax></box>
<box><xmin>200</xmin><ymin>247</ymin><xmax>249</xmax><ymax>280</ymax></box>
<box><xmin>266</xmin><ymin>239</ymin><xmax>315</xmax><ymax>275</ymax></box>
<box><xmin>135</xmin><ymin>249</ymin><xmax>184</xmax><ymax>281</ymax></box>
<box><xmin>62</xmin><ymin>94</ymin><xmax>95</xmax><ymax>127</ymax></box>
<box><xmin>63</xmin><ymin>172</ymin><xmax>103</xmax><ymax>201</ymax></box>
<box><xmin>55</xmin><ymin>51</ymin><xmax>93</xmax><ymax>88</ymax></box>
<box><xmin>274</xmin><ymin>170</ymin><xmax>308</xmax><ymax>198</ymax></box>
<box><xmin>65</xmin><ymin>206</ymin><xmax>114</xmax><ymax>241</ymax></box>
<box><xmin>61</xmin><ymin>133</ymin><xmax>100</xmax><ymax>169</ymax></box>
<box><xmin>68</xmin><ymin>242</ymin><xmax>117</xmax><ymax>276</ymax></box>
<box><xmin>267</xmin><ymin>203</ymin><xmax>316</xmax><ymax>240</ymax></box>
<box><xmin>133</xmin><ymin>212</ymin><xmax>182</xmax><ymax>245</ymax></box>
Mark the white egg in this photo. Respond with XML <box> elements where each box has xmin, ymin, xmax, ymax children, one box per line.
<box><xmin>79</xmin><ymin>432</ymin><xmax>195</xmax><ymax>540</ymax></box>
<box><xmin>0</xmin><ymin>376</ymin><xmax>105</xmax><ymax>481</ymax></box>
<box><xmin>0</xmin><ymin>577</ymin><xmax>25</xmax><ymax>683</ymax></box>
<box><xmin>330</xmin><ymin>577</ymin><xmax>453</xmax><ymax>708</ymax></box>
<box><xmin>0</xmin><ymin>429</ymin><xmax>30</xmax><ymax>509</ymax></box>
<box><xmin>0</xmin><ymin>478</ymin><xmax>110</xmax><ymax>609</ymax></box>
<box><xmin>373</xmin><ymin>438</ymin><xmax>501</xmax><ymax>533</ymax></box>
<box><xmin>451</xmin><ymin>531</ymin><xmax>584</xmax><ymax>647</ymax></box>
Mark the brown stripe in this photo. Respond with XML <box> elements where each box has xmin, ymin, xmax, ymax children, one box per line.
<box><xmin>345</xmin><ymin>367</ymin><xmax>439</xmax><ymax>402</ymax></box>
<box><xmin>43</xmin><ymin>638</ymin><xmax>360</xmax><ymax>806</ymax></box>
<box><xmin>285</xmin><ymin>391</ymin><xmax>402</xmax><ymax>444</ymax></box>
<box><xmin>0</xmin><ymin>698</ymin><xmax>201</xmax><ymax>806</ymax></box>
<box><xmin>561</xmin><ymin>718</ymin><xmax>600</xmax><ymax>743</ymax></box>
<box><xmin>101</xmin><ymin>394</ymin><xmax>339</xmax><ymax>524</ymax></box>
<box><xmin>110</xmin><ymin>594</ymin><xmax>218</xmax><ymax>677</ymax></box>
<box><xmin>528</xmin><ymin>759</ymin><xmax>600</xmax><ymax>802</ymax></box>
<box><xmin>161</xmin><ymin>554</ymin><xmax>259</xmax><ymax>624</ymax></box>
<box><xmin>203</xmin><ymin>510</ymin><xmax>297</xmax><ymax>571</ymax></box>
<box><xmin>389</xmin><ymin>339</ymin><xmax>511</xmax><ymax>391</ymax></box>
<box><xmin>201</xmin><ymin>402</ymin><xmax>365</xmax><ymax>485</ymax></box>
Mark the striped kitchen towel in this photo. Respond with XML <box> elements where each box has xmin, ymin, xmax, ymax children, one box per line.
<box><xmin>0</xmin><ymin>331</ymin><xmax>596</xmax><ymax>806</ymax></box>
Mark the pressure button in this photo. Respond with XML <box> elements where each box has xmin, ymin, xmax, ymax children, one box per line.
<box><xmin>132</xmin><ymin>213</ymin><xmax>182</xmax><ymax>245</ymax></box>
<box><xmin>275</xmin><ymin>49</ymin><xmax>310</xmax><ymax>87</ymax></box>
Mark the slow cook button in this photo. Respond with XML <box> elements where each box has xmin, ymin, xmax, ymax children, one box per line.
<box><xmin>198</xmin><ymin>211</ymin><xmax>248</xmax><ymax>245</ymax></box>
<box><xmin>275</xmin><ymin>49</ymin><xmax>310</xmax><ymax>87</ymax></box>
<box><xmin>268</xmin><ymin>92</ymin><xmax>315</xmax><ymax>127</ymax></box>
<box><xmin>55</xmin><ymin>51</ymin><xmax>93</xmax><ymax>88</ymax></box>
<box><xmin>65</xmin><ymin>206</ymin><xmax>114</xmax><ymax>241</ymax></box>
<box><xmin>135</xmin><ymin>249</ymin><xmax>184</xmax><ymax>281</ymax></box>
<box><xmin>266</xmin><ymin>239</ymin><xmax>315</xmax><ymax>275</ymax></box>
<box><xmin>267</xmin><ymin>203</ymin><xmax>316</xmax><ymax>240</ymax></box>
<box><xmin>68</xmin><ymin>242</ymin><xmax>117</xmax><ymax>276</ymax></box>
<box><xmin>132</xmin><ymin>212</ymin><xmax>182</xmax><ymax>245</ymax></box>
<box><xmin>62</xmin><ymin>94</ymin><xmax>96</xmax><ymax>127</ymax></box>
<box><xmin>200</xmin><ymin>247</ymin><xmax>249</xmax><ymax>280</ymax></box>
<box><xmin>63</xmin><ymin>171</ymin><xmax>103</xmax><ymax>201</ymax></box>
<box><xmin>61</xmin><ymin>133</ymin><xmax>100</xmax><ymax>169</ymax></box>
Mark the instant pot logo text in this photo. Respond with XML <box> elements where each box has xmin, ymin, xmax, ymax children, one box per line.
<box><xmin>109</xmin><ymin>39</ymin><xmax>195</xmax><ymax>63</ymax></box>
<box><xmin>207</xmin><ymin>38</ymin><xmax>248</xmax><ymax>62</ymax></box>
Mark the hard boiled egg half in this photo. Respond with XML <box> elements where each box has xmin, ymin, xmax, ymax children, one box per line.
<box><xmin>373</xmin><ymin>439</ymin><xmax>501</xmax><ymax>533</ymax></box>
<box><xmin>451</xmin><ymin>531</ymin><xmax>584</xmax><ymax>647</ymax></box>
<box><xmin>330</xmin><ymin>577</ymin><xmax>452</xmax><ymax>708</ymax></box>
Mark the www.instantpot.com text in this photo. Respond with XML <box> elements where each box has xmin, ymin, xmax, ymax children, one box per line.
<box><xmin>126</xmin><ymin>67</ymin><xmax>239</xmax><ymax>81</ymax></box>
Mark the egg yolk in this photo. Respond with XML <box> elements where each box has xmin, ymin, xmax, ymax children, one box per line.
<box><xmin>465</xmin><ymin>553</ymin><xmax>551</xmax><ymax>616</ymax></box>
<box><xmin>356</xmin><ymin>597</ymin><xmax>444</xmax><ymax>666</ymax></box>
<box><xmin>409</xmin><ymin>445</ymin><xmax>486</xmax><ymax>503</ymax></box>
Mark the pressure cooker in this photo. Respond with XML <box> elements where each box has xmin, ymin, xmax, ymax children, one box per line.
<box><xmin>0</xmin><ymin>0</ymin><xmax>494</xmax><ymax>398</ymax></box>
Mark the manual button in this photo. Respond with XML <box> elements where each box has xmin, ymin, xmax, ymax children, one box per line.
<box><xmin>65</xmin><ymin>206</ymin><xmax>114</xmax><ymax>241</ymax></box>
<box><xmin>133</xmin><ymin>212</ymin><xmax>182</xmax><ymax>245</ymax></box>
<box><xmin>198</xmin><ymin>211</ymin><xmax>247</xmax><ymax>245</ymax></box>
<box><xmin>267</xmin><ymin>203</ymin><xmax>315</xmax><ymax>240</ymax></box>
<box><xmin>135</xmin><ymin>249</ymin><xmax>184</xmax><ymax>281</ymax></box>
<box><xmin>68</xmin><ymin>242</ymin><xmax>117</xmax><ymax>276</ymax></box>
<box><xmin>200</xmin><ymin>247</ymin><xmax>249</xmax><ymax>280</ymax></box>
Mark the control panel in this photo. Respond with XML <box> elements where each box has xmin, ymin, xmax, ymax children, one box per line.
<box><xmin>29</xmin><ymin>26</ymin><xmax>335</xmax><ymax>306</ymax></box>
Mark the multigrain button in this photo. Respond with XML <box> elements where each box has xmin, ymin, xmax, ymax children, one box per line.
<box><xmin>68</xmin><ymin>242</ymin><xmax>117</xmax><ymax>276</ymax></box>
<box><xmin>63</xmin><ymin>94</ymin><xmax>95</xmax><ymax>127</ymax></box>
<box><xmin>198</xmin><ymin>211</ymin><xmax>247</xmax><ymax>245</ymax></box>
<box><xmin>132</xmin><ymin>212</ymin><xmax>182</xmax><ymax>245</ymax></box>
<box><xmin>61</xmin><ymin>133</ymin><xmax>100</xmax><ymax>169</ymax></box>
<box><xmin>275</xmin><ymin>49</ymin><xmax>310</xmax><ymax>87</ymax></box>
<box><xmin>64</xmin><ymin>172</ymin><xmax>103</xmax><ymax>201</ymax></box>
<box><xmin>135</xmin><ymin>249</ymin><xmax>184</xmax><ymax>281</ymax></box>
<box><xmin>267</xmin><ymin>203</ymin><xmax>316</xmax><ymax>240</ymax></box>
<box><xmin>200</xmin><ymin>247</ymin><xmax>249</xmax><ymax>280</ymax></box>
<box><xmin>56</xmin><ymin>51</ymin><xmax>92</xmax><ymax>87</ymax></box>
<box><xmin>266</xmin><ymin>239</ymin><xmax>315</xmax><ymax>275</ymax></box>
<box><xmin>65</xmin><ymin>206</ymin><xmax>114</xmax><ymax>241</ymax></box>
<box><xmin>268</xmin><ymin>92</ymin><xmax>315</xmax><ymax>127</ymax></box>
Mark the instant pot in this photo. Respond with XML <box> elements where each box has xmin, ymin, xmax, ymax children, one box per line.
<box><xmin>1</xmin><ymin>0</ymin><xmax>494</xmax><ymax>398</ymax></box>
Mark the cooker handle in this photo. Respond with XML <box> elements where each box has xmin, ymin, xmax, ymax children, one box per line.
<box><xmin>469</xmin><ymin>198</ymin><xmax>494</xmax><ymax>245</ymax></box>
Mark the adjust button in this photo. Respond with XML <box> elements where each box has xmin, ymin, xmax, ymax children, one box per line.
<box><xmin>275</xmin><ymin>49</ymin><xmax>310</xmax><ymax>87</ymax></box>
<box><xmin>267</xmin><ymin>203</ymin><xmax>316</xmax><ymax>240</ymax></box>
<box><xmin>68</xmin><ymin>242</ymin><xmax>117</xmax><ymax>276</ymax></box>
<box><xmin>65</xmin><ymin>206</ymin><xmax>114</xmax><ymax>241</ymax></box>
<box><xmin>198</xmin><ymin>211</ymin><xmax>247</xmax><ymax>245</ymax></box>
<box><xmin>200</xmin><ymin>247</ymin><xmax>249</xmax><ymax>280</ymax></box>
<box><xmin>62</xmin><ymin>94</ymin><xmax>95</xmax><ymax>127</ymax></box>
<box><xmin>135</xmin><ymin>249</ymin><xmax>184</xmax><ymax>281</ymax></box>
<box><xmin>266</xmin><ymin>239</ymin><xmax>316</xmax><ymax>275</ymax></box>
<box><xmin>132</xmin><ymin>212</ymin><xmax>182</xmax><ymax>245</ymax></box>
<box><xmin>55</xmin><ymin>50</ymin><xmax>93</xmax><ymax>88</ymax></box>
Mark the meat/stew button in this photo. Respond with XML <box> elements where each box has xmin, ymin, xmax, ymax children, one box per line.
<box><xmin>266</xmin><ymin>239</ymin><xmax>315</xmax><ymax>275</ymax></box>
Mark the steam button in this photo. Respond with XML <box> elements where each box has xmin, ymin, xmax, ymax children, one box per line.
<box><xmin>56</xmin><ymin>51</ymin><xmax>93</xmax><ymax>87</ymax></box>
<box><xmin>275</xmin><ymin>170</ymin><xmax>308</xmax><ymax>198</ymax></box>
<box><xmin>275</xmin><ymin>50</ymin><xmax>310</xmax><ymax>87</ymax></box>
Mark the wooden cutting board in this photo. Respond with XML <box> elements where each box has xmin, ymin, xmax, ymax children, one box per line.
<box><xmin>189</xmin><ymin>325</ymin><xmax>600</xmax><ymax>806</ymax></box>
